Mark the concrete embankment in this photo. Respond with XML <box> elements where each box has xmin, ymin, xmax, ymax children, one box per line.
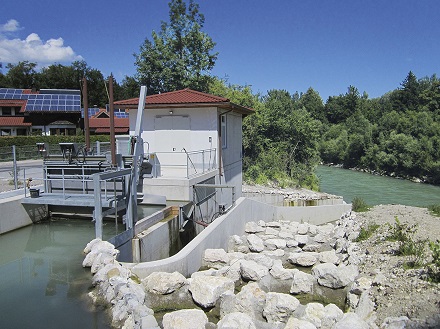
<box><xmin>0</xmin><ymin>191</ymin><xmax>48</xmax><ymax>234</ymax></box>
<box><xmin>125</xmin><ymin>197</ymin><xmax>351</xmax><ymax>278</ymax></box>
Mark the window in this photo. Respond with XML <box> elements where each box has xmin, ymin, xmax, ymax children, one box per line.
<box><xmin>221</xmin><ymin>114</ymin><xmax>227</xmax><ymax>149</ymax></box>
<box><xmin>2</xmin><ymin>107</ymin><xmax>12</xmax><ymax>115</ymax></box>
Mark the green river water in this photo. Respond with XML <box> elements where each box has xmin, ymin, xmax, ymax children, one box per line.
<box><xmin>317</xmin><ymin>165</ymin><xmax>440</xmax><ymax>207</ymax></box>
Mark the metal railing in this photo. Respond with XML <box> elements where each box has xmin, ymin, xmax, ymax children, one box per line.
<box><xmin>148</xmin><ymin>148</ymin><xmax>217</xmax><ymax>178</ymax></box>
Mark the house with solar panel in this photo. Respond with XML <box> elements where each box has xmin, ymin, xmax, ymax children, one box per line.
<box><xmin>0</xmin><ymin>88</ymin><xmax>128</xmax><ymax>136</ymax></box>
<box><xmin>114</xmin><ymin>88</ymin><xmax>254</xmax><ymax>218</ymax></box>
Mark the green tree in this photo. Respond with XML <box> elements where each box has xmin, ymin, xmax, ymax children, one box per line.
<box><xmin>135</xmin><ymin>0</ymin><xmax>217</xmax><ymax>94</ymax></box>
<box><xmin>38</xmin><ymin>63</ymin><xmax>78</xmax><ymax>89</ymax></box>
<box><xmin>4</xmin><ymin>61</ymin><xmax>38</xmax><ymax>88</ymax></box>
<box><xmin>393</xmin><ymin>71</ymin><xmax>420</xmax><ymax>111</ymax></box>
<box><xmin>298</xmin><ymin>87</ymin><xmax>326</xmax><ymax>122</ymax></box>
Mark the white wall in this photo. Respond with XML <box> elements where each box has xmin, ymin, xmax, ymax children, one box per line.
<box><xmin>130</xmin><ymin>107</ymin><xmax>218</xmax><ymax>154</ymax></box>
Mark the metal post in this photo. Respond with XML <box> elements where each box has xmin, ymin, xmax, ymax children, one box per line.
<box><xmin>93</xmin><ymin>174</ymin><xmax>103</xmax><ymax>239</ymax></box>
<box><xmin>109</xmin><ymin>75</ymin><xmax>116</xmax><ymax>166</ymax></box>
<box><xmin>96</xmin><ymin>141</ymin><xmax>100</xmax><ymax>155</ymax></box>
<box><xmin>12</xmin><ymin>145</ymin><xmax>18</xmax><ymax>190</ymax></box>
<box><xmin>202</xmin><ymin>150</ymin><xmax>205</xmax><ymax>173</ymax></box>
<box><xmin>82</xmin><ymin>77</ymin><xmax>90</xmax><ymax>152</ymax></box>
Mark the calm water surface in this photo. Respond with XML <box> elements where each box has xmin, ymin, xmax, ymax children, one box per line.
<box><xmin>0</xmin><ymin>205</ymin><xmax>163</xmax><ymax>329</ymax></box>
<box><xmin>317</xmin><ymin>165</ymin><xmax>440</xmax><ymax>207</ymax></box>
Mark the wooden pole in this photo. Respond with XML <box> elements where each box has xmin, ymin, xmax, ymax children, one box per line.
<box><xmin>82</xmin><ymin>77</ymin><xmax>90</xmax><ymax>152</ymax></box>
<box><xmin>109</xmin><ymin>74</ymin><xmax>116</xmax><ymax>166</ymax></box>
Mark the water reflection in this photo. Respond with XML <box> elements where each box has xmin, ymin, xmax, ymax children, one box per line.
<box><xmin>0</xmin><ymin>218</ymin><xmax>111</xmax><ymax>328</ymax></box>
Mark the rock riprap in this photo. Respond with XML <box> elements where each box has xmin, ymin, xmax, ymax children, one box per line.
<box><xmin>83</xmin><ymin>212</ymin><xmax>411</xmax><ymax>328</ymax></box>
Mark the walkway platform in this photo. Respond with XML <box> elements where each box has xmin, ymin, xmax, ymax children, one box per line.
<box><xmin>21</xmin><ymin>192</ymin><xmax>124</xmax><ymax>208</ymax></box>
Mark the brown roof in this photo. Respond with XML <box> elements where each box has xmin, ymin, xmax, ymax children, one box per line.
<box><xmin>0</xmin><ymin>99</ymin><xmax>27</xmax><ymax>113</ymax></box>
<box><xmin>114</xmin><ymin>88</ymin><xmax>254</xmax><ymax>115</ymax></box>
<box><xmin>95</xmin><ymin>127</ymin><xmax>129</xmax><ymax>133</ymax></box>
<box><xmin>89</xmin><ymin>117</ymin><xmax>129</xmax><ymax>129</ymax></box>
<box><xmin>0</xmin><ymin>117</ymin><xmax>32</xmax><ymax>127</ymax></box>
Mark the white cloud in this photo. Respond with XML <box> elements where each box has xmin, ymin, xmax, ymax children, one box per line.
<box><xmin>0</xmin><ymin>19</ymin><xmax>83</xmax><ymax>64</ymax></box>
<box><xmin>0</xmin><ymin>19</ymin><xmax>22</xmax><ymax>33</ymax></box>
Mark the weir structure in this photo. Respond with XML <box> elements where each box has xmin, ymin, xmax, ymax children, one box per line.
<box><xmin>20</xmin><ymin>86</ymin><xmax>164</xmax><ymax>251</ymax></box>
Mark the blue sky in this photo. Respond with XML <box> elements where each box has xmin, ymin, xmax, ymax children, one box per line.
<box><xmin>0</xmin><ymin>0</ymin><xmax>439</xmax><ymax>101</ymax></box>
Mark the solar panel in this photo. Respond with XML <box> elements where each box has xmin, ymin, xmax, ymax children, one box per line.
<box><xmin>0</xmin><ymin>88</ymin><xmax>81</xmax><ymax>112</ymax></box>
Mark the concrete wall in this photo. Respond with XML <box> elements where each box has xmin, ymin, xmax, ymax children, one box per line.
<box><xmin>126</xmin><ymin>198</ymin><xmax>352</xmax><ymax>279</ymax></box>
<box><xmin>127</xmin><ymin>197</ymin><xmax>277</xmax><ymax>278</ymax></box>
<box><xmin>0</xmin><ymin>195</ymin><xmax>48</xmax><ymax>234</ymax></box>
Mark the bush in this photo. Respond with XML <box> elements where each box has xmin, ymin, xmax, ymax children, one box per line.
<box><xmin>352</xmin><ymin>197</ymin><xmax>370</xmax><ymax>212</ymax></box>
<box><xmin>355</xmin><ymin>222</ymin><xmax>380</xmax><ymax>242</ymax></box>
<box><xmin>427</xmin><ymin>240</ymin><xmax>440</xmax><ymax>282</ymax></box>
<box><xmin>386</xmin><ymin>216</ymin><xmax>427</xmax><ymax>268</ymax></box>
<box><xmin>428</xmin><ymin>204</ymin><xmax>440</xmax><ymax>217</ymax></box>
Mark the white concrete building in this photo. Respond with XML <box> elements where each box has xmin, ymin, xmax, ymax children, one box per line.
<box><xmin>114</xmin><ymin>89</ymin><xmax>254</xmax><ymax>220</ymax></box>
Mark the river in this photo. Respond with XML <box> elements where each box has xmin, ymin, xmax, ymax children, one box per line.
<box><xmin>316</xmin><ymin>165</ymin><xmax>440</xmax><ymax>207</ymax></box>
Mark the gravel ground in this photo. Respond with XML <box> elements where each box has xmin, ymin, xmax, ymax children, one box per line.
<box><xmin>354</xmin><ymin>205</ymin><xmax>440</xmax><ymax>328</ymax></box>
<box><xmin>244</xmin><ymin>184</ymin><xmax>440</xmax><ymax>327</ymax></box>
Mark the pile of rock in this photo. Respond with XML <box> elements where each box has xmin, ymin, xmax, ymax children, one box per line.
<box><xmin>83</xmin><ymin>213</ymin><xmax>410</xmax><ymax>328</ymax></box>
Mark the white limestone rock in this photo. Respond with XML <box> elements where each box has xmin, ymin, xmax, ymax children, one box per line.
<box><xmin>301</xmin><ymin>302</ymin><xmax>325</xmax><ymax>328</ymax></box>
<box><xmin>247</xmin><ymin>234</ymin><xmax>265</xmax><ymax>252</ymax></box>
<box><xmin>245</xmin><ymin>253</ymin><xmax>274</xmax><ymax>269</ymax></box>
<box><xmin>297</xmin><ymin>223</ymin><xmax>309</xmax><ymax>235</ymax></box>
<box><xmin>265</xmin><ymin>227</ymin><xmax>280</xmax><ymax>236</ymax></box>
<box><xmin>321</xmin><ymin>303</ymin><xmax>344</xmax><ymax>329</ymax></box>
<box><xmin>334</xmin><ymin>312</ymin><xmax>369</xmax><ymax>329</ymax></box>
<box><xmin>83</xmin><ymin>240</ymin><xmax>119</xmax><ymax>267</ymax></box>
<box><xmin>142</xmin><ymin>271</ymin><xmax>188</xmax><ymax>295</ymax></box>
<box><xmin>263</xmin><ymin>292</ymin><xmax>300</xmax><ymax>323</ymax></box>
<box><xmin>245</xmin><ymin>221</ymin><xmax>265</xmax><ymax>234</ymax></box>
<box><xmin>220</xmin><ymin>282</ymin><xmax>266</xmax><ymax>321</ymax></box>
<box><xmin>270</xmin><ymin>260</ymin><xmax>295</xmax><ymax>280</ymax></box>
<box><xmin>189</xmin><ymin>275</ymin><xmax>234</xmax><ymax>308</ymax></box>
<box><xmin>285</xmin><ymin>317</ymin><xmax>317</xmax><ymax>329</ymax></box>
<box><xmin>295</xmin><ymin>234</ymin><xmax>309</xmax><ymax>246</ymax></box>
<box><xmin>265</xmin><ymin>238</ymin><xmax>287</xmax><ymax>250</ymax></box>
<box><xmin>288</xmin><ymin>252</ymin><xmax>318</xmax><ymax>267</ymax></box>
<box><xmin>203</xmin><ymin>248</ymin><xmax>230</xmax><ymax>269</ymax></box>
<box><xmin>217</xmin><ymin>312</ymin><xmax>256</xmax><ymax>329</ymax></box>
<box><xmin>228</xmin><ymin>235</ymin><xmax>245</xmax><ymax>253</ymax></box>
<box><xmin>92</xmin><ymin>263</ymin><xmax>131</xmax><ymax>287</ymax></box>
<box><xmin>290</xmin><ymin>270</ymin><xmax>316</xmax><ymax>294</ymax></box>
<box><xmin>319</xmin><ymin>250</ymin><xmax>340</xmax><ymax>265</ymax></box>
<box><xmin>162</xmin><ymin>309</ymin><xmax>208</xmax><ymax>329</ymax></box>
<box><xmin>380</xmin><ymin>316</ymin><xmax>410</xmax><ymax>329</ymax></box>
<box><xmin>240</xmin><ymin>260</ymin><xmax>270</xmax><ymax>281</ymax></box>
<box><xmin>312</xmin><ymin>263</ymin><xmax>359</xmax><ymax>289</ymax></box>
<box><xmin>262</xmin><ymin>249</ymin><xmax>285</xmax><ymax>258</ymax></box>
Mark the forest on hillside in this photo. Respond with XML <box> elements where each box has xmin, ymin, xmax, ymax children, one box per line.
<box><xmin>1</xmin><ymin>0</ymin><xmax>439</xmax><ymax>189</ymax></box>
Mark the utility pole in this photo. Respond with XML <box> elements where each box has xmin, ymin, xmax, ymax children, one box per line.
<box><xmin>109</xmin><ymin>74</ymin><xmax>116</xmax><ymax>166</ymax></box>
<box><xmin>82</xmin><ymin>77</ymin><xmax>90</xmax><ymax>152</ymax></box>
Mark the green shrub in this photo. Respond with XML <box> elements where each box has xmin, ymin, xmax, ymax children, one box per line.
<box><xmin>352</xmin><ymin>197</ymin><xmax>370</xmax><ymax>212</ymax></box>
<box><xmin>428</xmin><ymin>204</ymin><xmax>440</xmax><ymax>217</ymax></box>
<box><xmin>386</xmin><ymin>216</ymin><xmax>427</xmax><ymax>268</ymax></box>
<box><xmin>427</xmin><ymin>240</ymin><xmax>440</xmax><ymax>282</ymax></box>
<box><xmin>355</xmin><ymin>222</ymin><xmax>380</xmax><ymax>242</ymax></box>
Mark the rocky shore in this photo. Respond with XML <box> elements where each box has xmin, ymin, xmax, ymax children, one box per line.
<box><xmin>82</xmin><ymin>202</ymin><xmax>440</xmax><ymax>329</ymax></box>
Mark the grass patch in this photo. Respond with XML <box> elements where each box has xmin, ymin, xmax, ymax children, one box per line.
<box><xmin>355</xmin><ymin>222</ymin><xmax>380</xmax><ymax>242</ymax></box>
<box><xmin>351</xmin><ymin>197</ymin><xmax>370</xmax><ymax>212</ymax></box>
<box><xmin>428</xmin><ymin>204</ymin><xmax>440</xmax><ymax>217</ymax></box>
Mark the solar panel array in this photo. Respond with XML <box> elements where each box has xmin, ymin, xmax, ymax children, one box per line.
<box><xmin>81</xmin><ymin>108</ymin><xmax>128</xmax><ymax>118</ymax></box>
<box><xmin>0</xmin><ymin>88</ymin><xmax>81</xmax><ymax>112</ymax></box>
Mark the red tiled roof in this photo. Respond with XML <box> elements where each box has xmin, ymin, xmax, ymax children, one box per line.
<box><xmin>95</xmin><ymin>127</ymin><xmax>129</xmax><ymax>133</ymax></box>
<box><xmin>0</xmin><ymin>116</ymin><xmax>32</xmax><ymax>126</ymax></box>
<box><xmin>114</xmin><ymin>88</ymin><xmax>254</xmax><ymax>115</ymax></box>
<box><xmin>89</xmin><ymin>118</ymin><xmax>129</xmax><ymax>129</ymax></box>
<box><xmin>0</xmin><ymin>99</ymin><xmax>27</xmax><ymax>113</ymax></box>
